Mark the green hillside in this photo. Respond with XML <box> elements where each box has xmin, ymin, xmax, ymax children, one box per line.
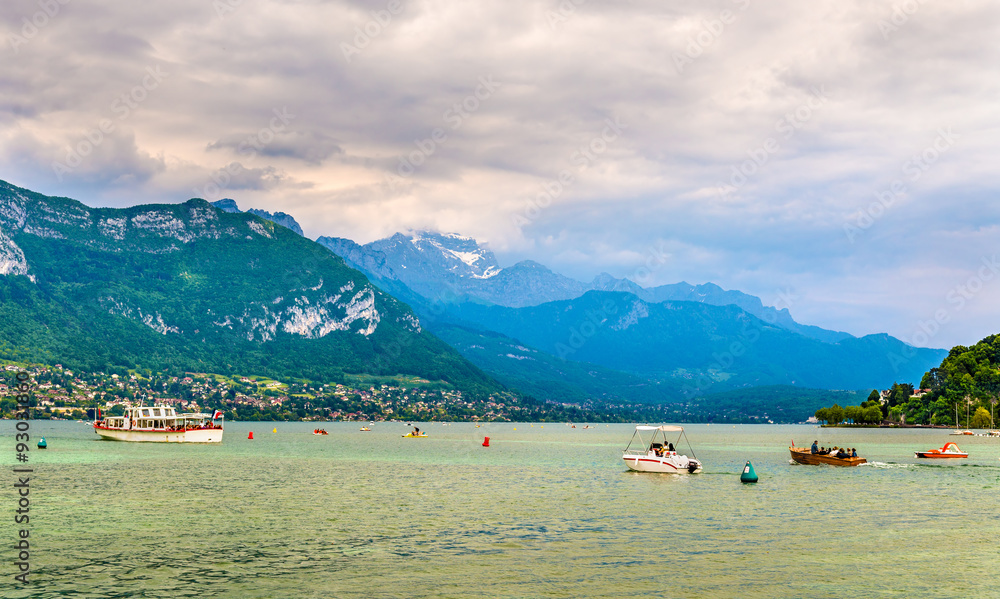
<box><xmin>0</xmin><ymin>180</ymin><xmax>498</xmax><ymax>395</ymax></box>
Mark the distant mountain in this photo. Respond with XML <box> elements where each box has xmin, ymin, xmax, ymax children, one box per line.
<box><xmin>432</xmin><ymin>324</ymin><xmax>682</xmax><ymax>405</ymax></box>
<box><xmin>210</xmin><ymin>199</ymin><xmax>304</xmax><ymax>236</ymax></box>
<box><xmin>0</xmin><ymin>180</ymin><xmax>496</xmax><ymax>393</ymax></box>
<box><xmin>318</xmin><ymin>230</ymin><xmax>850</xmax><ymax>342</ymax></box>
<box><xmin>444</xmin><ymin>291</ymin><xmax>946</xmax><ymax>396</ymax></box>
<box><xmin>314</xmin><ymin>229</ymin><xmax>940</xmax><ymax>401</ymax></box>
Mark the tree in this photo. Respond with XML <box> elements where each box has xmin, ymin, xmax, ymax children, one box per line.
<box><xmin>867</xmin><ymin>389</ymin><xmax>881</xmax><ymax>403</ymax></box>
<box><xmin>971</xmin><ymin>406</ymin><xmax>991</xmax><ymax>429</ymax></box>
<box><xmin>863</xmin><ymin>404</ymin><xmax>883</xmax><ymax>424</ymax></box>
<box><xmin>828</xmin><ymin>404</ymin><xmax>844</xmax><ymax>425</ymax></box>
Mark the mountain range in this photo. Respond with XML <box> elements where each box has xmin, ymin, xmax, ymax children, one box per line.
<box><xmin>0</xmin><ymin>179</ymin><xmax>950</xmax><ymax>418</ymax></box>
<box><xmin>318</xmin><ymin>231</ymin><xmax>946</xmax><ymax>402</ymax></box>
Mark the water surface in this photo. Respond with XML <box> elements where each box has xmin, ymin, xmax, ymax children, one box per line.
<box><xmin>4</xmin><ymin>421</ymin><xmax>999</xmax><ymax>598</ymax></box>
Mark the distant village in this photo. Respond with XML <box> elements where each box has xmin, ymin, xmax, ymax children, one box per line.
<box><xmin>0</xmin><ymin>362</ymin><xmax>573</xmax><ymax>422</ymax></box>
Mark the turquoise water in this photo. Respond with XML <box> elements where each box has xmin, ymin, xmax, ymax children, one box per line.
<box><xmin>4</xmin><ymin>421</ymin><xmax>1000</xmax><ymax>598</ymax></box>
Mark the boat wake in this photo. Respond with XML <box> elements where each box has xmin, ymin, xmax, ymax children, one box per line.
<box><xmin>859</xmin><ymin>461</ymin><xmax>914</xmax><ymax>469</ymax></box>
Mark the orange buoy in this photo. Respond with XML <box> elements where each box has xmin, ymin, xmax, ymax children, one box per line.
<box><xmin>482</xmin><ymin>436</ymin><xmax>490</xmax><ymax>447</ymax></box>
<box><xmin>248</xmin><ymin>431</ymin><xmax>254</xmax><ymax>439</ymax></box>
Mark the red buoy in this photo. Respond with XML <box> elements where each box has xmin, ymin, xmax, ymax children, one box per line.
<box><xmin>482</xmin><ymin>436</ymin><xmax>490</xmax><ymax>447</ymax></box>
<box><xmin>248</xmin><ymin>431</ymin><xmax>254</xmax><ymax>439</ymax></box>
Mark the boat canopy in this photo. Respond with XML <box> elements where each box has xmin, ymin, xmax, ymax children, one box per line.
<box><xmin>635</xmin><ymin>425</ymin><xmax>684</xmax><ymax>432</ymax></box>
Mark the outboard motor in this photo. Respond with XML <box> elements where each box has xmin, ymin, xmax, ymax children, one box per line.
<box><xmin>688</xmin><ymin>460</ymin><xmax>700</xmax><ymax>473</ymax></box>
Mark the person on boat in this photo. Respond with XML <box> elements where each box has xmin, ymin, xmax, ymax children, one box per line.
<box><xmin>851</xmin><ymin>448</ymin><xmax>857</xmax><ymax>457</ymax></box>
<box><xmin>667</xmin><ymin>442</ymin><xmax>675</xmax><ymax>453</ymax></box>
<box><xmin>811</xmin><ymin>440</ymin><xmax>819</xmax><ymax>454</ymax></box>
<box><xmin>835</xmin><ymin>448</ymin><xmax>848</xmax><ymax>458</ymax></box>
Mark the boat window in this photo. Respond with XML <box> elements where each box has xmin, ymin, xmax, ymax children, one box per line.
<box><xmin>142</xmin><ymin>409</ymin><xmax>151</xmax><ymax>417</ymax></box>
<box><xmin>153</xmin><ymin>409</ymin><xmax>161</xmax><ymax>417</ymax></box>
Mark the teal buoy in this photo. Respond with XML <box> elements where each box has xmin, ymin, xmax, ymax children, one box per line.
<box><xmin>37</xmin><ymin>437</ymin><xmax>47</xmax><ymax>449</ymax></box>
<box><xmin>740</xmin><ymin>460</ymin><xmax>757</xmax><ymax>483</ymax></box>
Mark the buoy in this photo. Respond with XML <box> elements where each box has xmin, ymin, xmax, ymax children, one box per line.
<box><xmin>37</xmin><ymin>437</ymin><xmax>47</xmax><ymax>449</ymax></box>
<box><xmin>248</xmin><ymin>432</ymin><xmax>254</xmax><ymax>439</ymax></box>
<box><xmin>740</xmin><ymin>461</ymin><xmax>758</xmax><ymax>484</ymax></box>
<box><xmin>482</xmin><ymin>436</ymin><xmax>490</xmax><ymax>447</ymax></box>
<box><xmin>272</xmin><ymin>428</ymin><xmax>277</xmax><ymax>433</ymax></box>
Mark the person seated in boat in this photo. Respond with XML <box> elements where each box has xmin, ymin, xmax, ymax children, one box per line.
<box><xmin>650</xmin><ymin>442</ymin><xmax>663</xmax><ymax>456</ymax></box>
<box><xmin>835</xmin><ymin>448</ymin><xmax>848</xmax><ymax>458</ymax></box>
<box><xmin>667</xmin><ymin>442</ymin><xmax>675</xmax><ymax>453</ymax></box>
<box><xmin>851</xmin><ymin>448</ymin><xmax>857</xmax><ymax>458</ymax></box>
<box><xmin>811</xmin><ymin>440</ymin><xmax>819</xmax><ymax>454</ymax></box>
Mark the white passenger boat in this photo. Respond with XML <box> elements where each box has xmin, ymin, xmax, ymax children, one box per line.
<box><xmin>94</xmin><ymin>405</ymin><xmax>223</xmax><ymax>443</ymax></box>
<box><xmin>622</xmin><ymin>425</ymin><xmax>702</xmax><ymax>473</ymax></box>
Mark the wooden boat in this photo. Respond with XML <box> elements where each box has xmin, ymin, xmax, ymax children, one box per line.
<box><xmin>915</xmin><ymin>442</ymin><xmax>967</xmax><ymax>458</ymax></box>
<box><xmin>789</xmin><ymin>446</ymin><xmax>866</xmax><ymax>466</ymax></box>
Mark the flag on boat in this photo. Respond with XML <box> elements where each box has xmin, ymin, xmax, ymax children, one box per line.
<box><xmin>212</xmin><ymin>410</ymin><xmax>223</xmax><ymax>420</ymax></box>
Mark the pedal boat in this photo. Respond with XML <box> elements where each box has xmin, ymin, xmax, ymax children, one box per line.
<box><xmin>915</xmin><ymin>442</ymin><xmax>967</xmax><ymax>458</ymax></box>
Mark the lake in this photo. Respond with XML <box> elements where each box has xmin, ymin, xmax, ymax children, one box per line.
<box><xmin>4</xmin><ymin>421</ymin><xmax>999</xmax><ymax>598</ymax></box>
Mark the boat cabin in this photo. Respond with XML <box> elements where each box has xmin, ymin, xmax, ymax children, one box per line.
<box><xmin>101</xmin><ymin>405</ymin><xmax>220</xmax><ymax>431</ymax></box>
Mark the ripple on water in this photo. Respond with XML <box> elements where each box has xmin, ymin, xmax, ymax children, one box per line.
<box><xmin>7</xmin><ymin>422</ymin><xmax>1000</xmax><ymax>599</ymax></box>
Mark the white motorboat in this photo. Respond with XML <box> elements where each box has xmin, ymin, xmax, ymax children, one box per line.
<box><xmin>622</xmin><ymin>425</ymin><xmax>702</xmax><ymax>473</ymax></box>
<box><xmin>94</xmin><ymin>405</ymin><xmax>223</xmax><ymax>443</ymax></box>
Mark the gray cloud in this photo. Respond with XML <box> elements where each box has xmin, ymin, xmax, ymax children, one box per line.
<box><xmin>1</xmin><ymin>0</ymin><xmax>998</xmax><ymax>348</ymax></box>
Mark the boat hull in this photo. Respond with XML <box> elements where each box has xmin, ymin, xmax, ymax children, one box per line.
<box><xmin>915</xmin><ymin>452</ymin><xmax>967</xmax><ymax>458</ymax></box>
<box><xmin>95</xmin><ymin>426</ymin><xmax>222</xmax><ymax>443</ymax></box>
<box><xmin>789</xmin><ymin>448</ymin><xmax>865</xmax><ymax>466</ymax></box>
<box><xmin>623</xmin><ymin>453</ymin><xmax>701</xmax><ymax>474</ymax></box>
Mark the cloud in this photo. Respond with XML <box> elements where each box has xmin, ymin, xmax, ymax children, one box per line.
<box><xmin>207</xmin><ymin>130</ymin><xmax>344</xmax><ymax>165</ymax></box>
<box><xmin>1</xmin><ymin>0</ymin><xmax>998</xmax><ymax>348</ymax></box>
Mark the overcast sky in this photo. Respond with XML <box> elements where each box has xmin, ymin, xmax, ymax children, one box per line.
<box><xmin>3</xmin><ymin>0</ymin><xmax>999</xmax><ymax>349</ymax></box>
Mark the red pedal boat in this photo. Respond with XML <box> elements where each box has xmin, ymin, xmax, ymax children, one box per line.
<box><xmin>915</xmin><ymin>442</ymin><xmax>967</xmax><ymax>459</ymax></box>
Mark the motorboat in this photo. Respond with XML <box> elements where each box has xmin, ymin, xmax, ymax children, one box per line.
<box><xmin>94</xmin><ymin>405</ymin><xmax>223</xmax><ymax>443</ymax></box>
<box><xmin>622</xmin><ymin>425</ymin><xmax>702</xmax><ymax>473</ymax></box>
<box><xmin>789</xmin><ymin>445</ymin><xmax>866</xmax><ymax>466</ymax></box>
<box><xmin>313</xmin><ymin>429</ymin><xmax>329</xmax><ymax>435</ymax></box>
<box><xmin>915</xmin><ymin>442</ymin><xmax>968</xmax><ymax>459</ymax></box>
<box><xmin>949</xmin><ymin>429</ymin><xmax>974</xmax><ymax>436</ymax></box>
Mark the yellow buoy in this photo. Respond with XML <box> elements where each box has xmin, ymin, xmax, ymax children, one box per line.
<box><xmin>272</xmin><ymin>427</ymin><xmax>277</xmax><ymax>433</ymax></box>
<box><xmin>513</xmin><ymin>428</ymin><xmax>517</xmax><ymax>431</ymax></box>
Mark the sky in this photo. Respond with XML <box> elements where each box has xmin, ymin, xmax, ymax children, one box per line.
<box><xmin>2</xmin><ymin>0</ymin><xmax>999</xmax><ymax>349</ymax></box>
